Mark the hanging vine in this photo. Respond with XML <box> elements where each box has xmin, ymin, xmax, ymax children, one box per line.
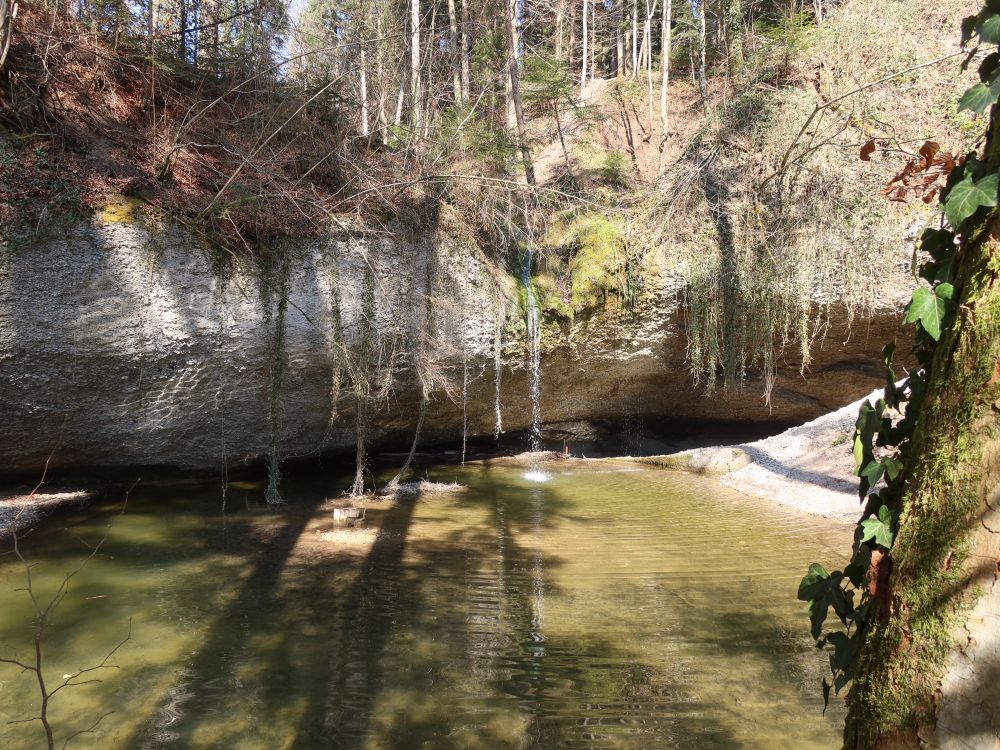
<box><xmin>799</xmin><ymin>5</ymin><xmax>999</xmax><ymax>710</ymax></box>
<box><xmin>322</xmin><ymin>240</ymin><xmax>345</xmax><ymax>447</ymax></box>
<box><xmin>263</xmin><ymin>248</ymin><xmax>290</xmax><ymax>506</ymax></box>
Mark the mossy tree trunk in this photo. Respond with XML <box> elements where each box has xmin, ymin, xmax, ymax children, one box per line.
<box><xmin>843</xmin><ymin>117</ymin><xmax>1000</xmax><ymax>749</ymax></box>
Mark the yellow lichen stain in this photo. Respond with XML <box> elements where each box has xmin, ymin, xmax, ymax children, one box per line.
<box><xmin>96</xmin><ymin>195</ymin><xmax>144</xmax><ymax>224</ymax></box>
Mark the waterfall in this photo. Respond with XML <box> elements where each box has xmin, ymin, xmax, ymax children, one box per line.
<box><xmin>522</xmin><ymin>249</ymin><xmax>542</xmax><ymax>451</ymax></box>
<box><xmin>461</xmin><ymin>353</ymin><xmax>469</xmax><ymax>465</ymax></box>
<box><xmin>493</xmin><ymin>297</ymin><xmax>505</xmax><ymax>439</ymax></box>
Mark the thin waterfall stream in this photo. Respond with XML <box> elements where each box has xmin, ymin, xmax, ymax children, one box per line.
<box><xmin>521</xmin><ymin>248</ymin><xmax>542</xmax><ymax>453</ymax></box>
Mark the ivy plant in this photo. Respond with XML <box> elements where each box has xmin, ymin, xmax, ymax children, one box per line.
<box><xmin>799</xmin><ymin>1</ymin><xmax>999</xmax><ymax>710</ymax></box>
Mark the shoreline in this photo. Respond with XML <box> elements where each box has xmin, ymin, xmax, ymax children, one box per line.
<box><xmin>608</xmin><ymin>391</ymin><xmax>880</xmax><ymax>522</ymax></box>
<box><xmin>0</xmin><ymin>394</ymin><xmax>877</xmax><ymax>541</ymax></box>
<box><xmin>0</xmin><ymin>489</ymin><xmax>95</xmax><ymax>540</ymax></box>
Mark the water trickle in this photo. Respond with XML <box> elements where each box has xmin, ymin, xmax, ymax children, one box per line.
<box><xmin>522</xmin><ymin>248</ymin><xmax>542</xmax><ymax>451</ymax></box>
<box><xmin>461</xmin><ymin>353</ymin><xmax>469</xmax><ymax>466</ymax></box>
<box><xmin>493</xmin><ymin>298</ymin><xmax>505</xmax><ymax>440</ymax></box>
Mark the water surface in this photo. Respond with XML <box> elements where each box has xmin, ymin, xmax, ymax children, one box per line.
<box><xmin>0</xmin><ymin>462</ymin><xmax>847</xmax><ymax>749</ymax></box>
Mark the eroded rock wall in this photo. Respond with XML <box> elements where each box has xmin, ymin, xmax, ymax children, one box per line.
<box><xmin>0</xmin><ymin>217</ymin><xmax>906</xmax><ymax>475</ymax></box>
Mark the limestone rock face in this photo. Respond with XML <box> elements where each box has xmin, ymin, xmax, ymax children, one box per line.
<box><xmin>0</xmin><ymin>219</ymin><xmax>905</xmax><ymax>475</ymax></box>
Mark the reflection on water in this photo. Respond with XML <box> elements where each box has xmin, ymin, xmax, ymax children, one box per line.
<box><xmin>522</xmin><ymin>470</ymin><xmax>551</xmax><ymax>483</ymax></box>
<box><xmin>0</xmin><ymin>463</ymin><xmax>847</xmax><ymax>749</ymax></box>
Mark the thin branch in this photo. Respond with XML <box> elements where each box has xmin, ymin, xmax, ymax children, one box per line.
<box><xmin>763</xmin><ymin>51</ymin><xmax>966</xmax><ymax>189</ymax></box>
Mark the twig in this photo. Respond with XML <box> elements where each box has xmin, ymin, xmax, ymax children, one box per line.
<box><xmin>763</xmin><ymin>51</ymin><xmax>966</xmax><ymax>189</ymax></box>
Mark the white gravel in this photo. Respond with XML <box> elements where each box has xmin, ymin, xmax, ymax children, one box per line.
<box><xmin>718</xmin><ymin>389</ymin><xmax>884</xmax><ymax>521</ymax></box>
<box><xmin>0</xmin><ymin>490</ymin><xmax>93</xmax><ymax>538</ymax></box>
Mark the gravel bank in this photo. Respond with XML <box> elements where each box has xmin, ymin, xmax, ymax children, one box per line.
<box><xmin>633</xmin><ymin>390</ymin><xmax>884</xmax><ymax>521</ymax></box>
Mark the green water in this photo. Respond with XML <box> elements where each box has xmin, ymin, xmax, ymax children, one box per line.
<box><xmin>0</xmin><ymin>462</ymin><xmax>847</xmax><ymax>749</ymax></box>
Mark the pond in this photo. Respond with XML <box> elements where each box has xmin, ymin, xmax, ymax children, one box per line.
<box><xmin>0</xmin><ymin>461</ymin><xmax>847</xmax><ymax>749</ymax></box>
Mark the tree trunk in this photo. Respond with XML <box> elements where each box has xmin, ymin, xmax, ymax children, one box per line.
<box><xmin>697</xmin><ymin>0</ymin><xmax>708</xmax><ymax>108</ymax></box>
<box><xmin>359</xmin><ymin>45</ymin><xmax>370</xmax><ymax>137</ymax></box>
<box><xmin>460</xmin><ymin>0</ymin><xmax>471</xmax><ymax>98</ymax></box>
<box><xmin>0</xmin><ymin>0</ymin><xmax>17</xmax><ymax>73</ymax></box>
<box><xmin>631</xmin><ymin>0</ymin><xmax>638</xmax><ymax>76</ymax></box>
<box><xmin>505</xmin><ymin>0</ymin><xmax>535</xmax><ymax>184</ymax></box>
<box><xmin>555</xmin><ymin>0</ymin><xmax>565</xmax><ymax>61</ymax></box>
<box><xmin>589</xmin><ymin>0</ymin><xmax>596</xmax><ymax>84</ymax></box>
<box><xmin>385</xmin><ymin>394</ymin><xmax>428</xmax><ymax>490</ymax></box>
<box><xmin>579</xmin><ymin>0</ymin><xmax>588</xmax><ymax>98</ymax></box>
<box><xmin>448</xmin><ymin>0</ymin><xmax>463</xmax><ymax>106</ymax></box>
<box><xmin>146</xmin><ymin>0</ymin><xmax>155</xmax><ymax>53</ymax></box>
<box><xmin>410</xmin><ymin>0</ymin><xmax>422</xmax><ymax>128</ymax></box>
<box><xmin>843</xmin><ymin>118</ymin><xmax>1000</xmax><ymax>750</ymax></box>
<box><xmin>726</xmin><ymin>0</ymin><xmax>743</xmax><ymax>71</ymax></box>
<box><xmin>657</xmin><ymin>0</ymin><xmax>671</xmax><ymax>174</ymax></box>
<box><xmin>569</xmin><ymin>1</ymin><xmax>577</xmax><ymax>77</ymax></box>
<box><xmin>422</xmin><ymin>0</ymin><xmax>437</xmax><ymax>139</ymax></box>
<box><xmin>350</xmin><ymin>398</ymin><xmax>367</xmax><ymax>497</ymax></box>
<box><xmin>376</xmin><ymin>11</ymin><xmax>389</xmax><ymax>145</ymax></box>
<box><xmin>505</xmin><ymin>0</ymin><xmax>516</xmax><ymax>129</ymax></box>
<box><xmin>394</xmin><ymin>74</ymin><xmax>406</xmax><ymax>128</ymax></box>
<box><xmin>644</xmin><ymin>0</ymin><xmax>657</xmax><ymax>133</ymax></box>
<box><xmin>178</xmin><ymin>0</ymin><xmax>187</xmax><ymax>61</ymax></box>
<box><xmin>615</xmin><ymin>0</ymin><xmax>624</xmax><ymax>76</ymax></box>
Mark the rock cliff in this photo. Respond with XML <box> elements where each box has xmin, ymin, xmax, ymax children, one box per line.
<box><xmin>0</xmin><ymin>215</ymin><xmax>908</xmax><ymax>475</ymax></box>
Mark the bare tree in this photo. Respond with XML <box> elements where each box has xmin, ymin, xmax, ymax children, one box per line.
<box><xmin>506</xmin><ymin>0</ymin><xmax>535</xmax><ymax>184</ymax></box>
<box><xmin>0</xmin><ymin>0</ymin><xmax>17</xmax><ymax>72</ymax></box>
<box><xmin>1</xmin><ymin>483</ymin><xmax>135</xmax><ymax>750</ymax></box>
<box><xmin>580</xmin><ymin>0</ymin><xmax>588</xmax><ymax>98</ymax></box>
<box><xmin>359</xmin><ymin>45</ymin><xmax>370</xmax><ymax>137</ymax></box>
<box><xmin>657</xmin><ymin>0</ymin><xmax>672</xmax><ymax>173</ymax></box>
<box><xmin>410</xmin><ymin>0</ymin><xmax>422</xmax><ymax>127</ymax></box>
<box><xmin>697</xmin><ymin>0</ymin><xmax>708</xmax><ymax>107</ymax></box>
<box><xmin>460</xmin><ymin>0</ymin><xmax>470</xmax><ymax>99</ymax></box>
<box><xmin>448</xmin><ymin>0</ymin><xmax>463</xmax><ymax>105</ymax></box>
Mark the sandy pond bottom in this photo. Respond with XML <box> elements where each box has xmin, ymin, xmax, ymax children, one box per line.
<box><xmin>0</xmin><ymin>462</ymin><xmax>849</xmax><ymax>750</ymax></box>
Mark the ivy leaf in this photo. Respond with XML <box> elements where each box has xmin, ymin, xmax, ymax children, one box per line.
<box><xmin>920</xmin><ymin>228</ymin><xmax>955</xmax><ymax>260</ymax></box>
<box><xmin>827</xmin><ymin>631</ymin><xmax>861</xmax><ymax>673</ymax></box>
<box><xmin>960</xmin><ymin>82</ymin><xmax>998</xmax><ymax>114</ymax></box>
<box><xmin>980</xmin><ymin>51</ymin><xmax>1000</xmax><ymax>81</ymax></box>
<box><xmin>853</xmin><ymin>400</ymin><xmax>882</xmax><ymax>495</ymax></box>
<box><xmin>920</xmin><ymin>257</ymin><xmax>954</xmax><ymax>285</ymax></box>
<box><xmin>844</xmin><ymin>544</ymin><xmax>873</xmax><ymax>588</ymax></box>
<box><xmin>905</xmin><ymin>287</ymin><xmax>947</xmax><ymax>340</ymax></box>
<box><xmin>799</xmin><ymin>566</ymin><xmax>847</xmax><ymax>639</ymax></box>
<box><xmin>936</xmin><ymin>282</ymin><xmax>955</xmax><ymax>302</ymax></box>
<box><xmin>980</xmin><ymin>13</ymin><xmax>1000</xmax><ymax>44</ymax></box>
<box><xmin>860</xmin><ymin>505</ymin><xmax>895</xmax><ymax>549</ymax></box>
<box><xmin>798</xmin><ymin>563</ymin><xmax>831</xmax><ymax>600</ymax></box>
<box><xmin>859</xmin><ymin>458</ymin><xmax>885</xmax><ymax>488</ymax></box>
<box><xmin>822</xmin><ymin>678</ymin><xmax>832</xmax><ymax>714</ymax></box>
<box><xmin>883</xmin><ymin>456</ymin><xmax>904</xmax><ymax>481</ymax></box>
<box><xmin>943</xmin><ymin>172</ymin><xmax>999</xmax><ymax>227</ymax></box>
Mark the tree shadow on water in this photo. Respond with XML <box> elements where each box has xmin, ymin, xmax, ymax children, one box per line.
<box><xmin>118</xmin><ymin>486</ymin><xmax>324</xmax><ymax>750</ymax></box>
